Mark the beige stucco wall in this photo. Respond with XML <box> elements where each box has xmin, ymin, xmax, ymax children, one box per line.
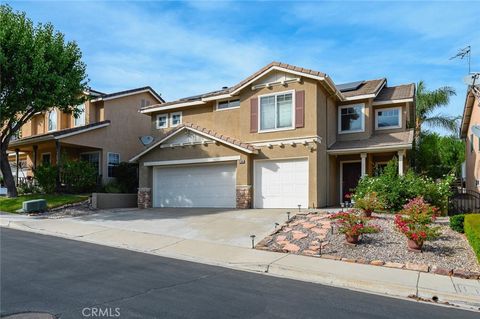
<box><xmin>466</xmin><ymin>94</ymin><xmax>480</xmax><ymax>192</ymax></box>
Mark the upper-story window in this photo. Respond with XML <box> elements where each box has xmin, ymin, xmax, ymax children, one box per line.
<box><xmin>156</xmin><ymin>114</ymin><xmax>168</xmax><ymax>129</ymax></box>
<box><xmin>171</xmin><ymin>112</ymin><xmax>182</xmax><ymax>127</ymax></box>
<box><xmin>74</xmin><ymin>103</ymin><xmax>86</xmax><ymax>127</ymax></box>
<box><xmin>48</xmin><ymin>109</ymin><xmax>57</xmax><ymax>131</ymax></box>
<box><xmin>217</xmin><ymin>99</ymin><xmax>240</xmax><ymax>111</ymax></box>
<box><xmin>338</xmin><ymin>104</ymin><xmax>365</xmax><ymax>134</ymax></box>
<box><xmin>107</xmin><ymin>152</ymin><xmax>120</xmax><ymax>178</ymax></box>
<box><xmin>375</xmin><ymin>107</ymin><xmax>401</xmax><ymax>130</ymax></box>
<box><xmin>259</xmin><ymin>91</ymin><xmax>294</xmax><ymax>132</ymax></box>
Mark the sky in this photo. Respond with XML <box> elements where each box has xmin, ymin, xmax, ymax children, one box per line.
<box><xmin>7</xmin><ymin>0</ymin><xmax>480</xmax><ymax>135</ymax></box>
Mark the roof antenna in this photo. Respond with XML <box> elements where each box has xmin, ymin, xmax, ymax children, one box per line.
<box><xmin>450</xmin><ymin>45</ymin><xmax>471</xmax><ymax>74</ymax></box>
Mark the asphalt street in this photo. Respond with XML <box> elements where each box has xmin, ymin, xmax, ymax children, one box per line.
<box><xmin>0</xmin><ymin>228</ymin><xmax>477</xmax><ymax>318</ymax></box>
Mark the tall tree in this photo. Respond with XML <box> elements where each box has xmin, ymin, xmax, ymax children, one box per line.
<box><xmin>415</xmin><ymin>81</ymin><xmax>457</xmax><ymax>140</ymax></box>
<box><xmin>0</xmin><ymin>5</ymin><xmax>88</xmax><ymax>197</ymax></box>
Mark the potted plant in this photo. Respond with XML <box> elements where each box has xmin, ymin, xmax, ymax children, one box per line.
<box><xmin>354</xmin><ymin>192</ymin><xmax>385</xmax><ymax>217</ymax></box>
<box><xmin>394</xmin><ymin>197</ymin><xmax>440</xmax><ymax>252</ymax></box>
<box><xmin>330</xmin><ymin>210</ymin><xmax>381</xmax><ymax>244</ymax></box>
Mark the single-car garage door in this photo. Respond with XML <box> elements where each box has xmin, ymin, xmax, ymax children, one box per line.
<box><xmin>153</xmin><ymin>163</ymin><xmax>236</xmax><ymax>208</ymax></box>
<box><xmin>254</xmin><ymin>158</ymin><xmax>309</xmax><ymax>208</ymax></box>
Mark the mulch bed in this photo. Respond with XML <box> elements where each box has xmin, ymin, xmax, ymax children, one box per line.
<box><xmin>256</xmin><ymin>211</ymin><xmax>480</xmax><ymax>277</ymax></box>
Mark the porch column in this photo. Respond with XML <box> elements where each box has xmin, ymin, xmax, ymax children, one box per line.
<box><xmin>32</xmin><ymin>145</ymin><xmax>38</xmax><ymax>170</ymax></box>
<box><xmin>15</xmin><ymin>149</ymin><xmax>19</xmax><ymax>185</ymax></box>
<box><xmin>397</xmin><ymin>150</ymin><xmax>405</xmax><ymax>176</ymax></box>
<box><xmin>360</xmin><ymin>152</ymin><xmax>367</xmax><ymax>177</ymax></box>
<box><xmin>55</xmin><ymin>140</ymin><xmax>61</xmax><ymax>192</ymax></box>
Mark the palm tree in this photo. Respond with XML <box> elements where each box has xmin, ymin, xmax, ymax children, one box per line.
<box><xmin>415</xmin><ymin>81</ymin><xmax>457</xmax><ymax>140</ymax></box>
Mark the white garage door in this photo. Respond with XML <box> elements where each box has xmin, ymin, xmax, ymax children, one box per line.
<box><xmin>254</xmin><ymin>158</ymin><xmax>309</xmax><ymax>208</ymax></box>
<box><xmin>153</xmin><ymin>163</ymin><xmax>236</xmax><ymax>208</ymax></box>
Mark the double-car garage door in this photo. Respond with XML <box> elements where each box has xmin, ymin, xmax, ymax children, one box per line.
<box><xmin>152</xmin><ymin>158</ymin><xmax>308</xmax><ymax>208</ymax></box>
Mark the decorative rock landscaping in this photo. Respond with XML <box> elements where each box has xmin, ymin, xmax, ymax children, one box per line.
<box><xmin>256</xmin><ymin>211</ymin><xmax>480</xmax><ymax>279</ymax></box>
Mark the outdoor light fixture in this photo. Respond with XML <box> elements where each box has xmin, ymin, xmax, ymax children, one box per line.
<box><xmin>286</xmin><ymin>212</ymin><xmax>291</xmax><ymax>220</ymax></box>
<box><xmin>297</xmin><ymin>204</ymin><xmax>301</xmax><ymax>212</ymax></box>
<box><xmin>250</xmin><ymin>235</ymin><xmax>256</xmax><ymax>249</ymax></box>
<box><xmin>275</xmin><ymin>222</ymin><xmax>279</xmax><ymax>229</ymax></box>
<box><xmin>319</xmin><ymin>241</ymin><xmax>322</xmax><ymax>256</ymax></box>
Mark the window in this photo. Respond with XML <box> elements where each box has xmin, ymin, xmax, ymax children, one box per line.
<box><xmin>48</xmin><ymin>109</ymin><xmax>57</xmax><ymax>131</ymax></box>
<box><xmin>107</xmin><ymin>152</ymin><xmax>120</xmax><ymax>178</ymax></box>
<box><xmin>170</xmin><ymin>112</ymin><xmax>182</xmax><ymax>127</ymax></box>
<box><xmin>471</xmin><ymin>134</ymin><xmax>475</xmax><ymax>153</ymax></box>
<box><xmin>41</xmin><ymin>153</ymin><xmax>51</xmax><ymax>166</ymax></box>
<box><xmin>80</xmin><ymin>152</ymin><xmax>100</xmax><ymax>173</ymax></box>
<box><xmin>141</xmin><ymin>99</ymin><xmax>151</xmax><ymax>108</ymax></box>
<box><xmin>259</xmin><ymin>92</ymin><xmax>293</xmax><ymax>132</ymax></box>
<box><xmin>156</xmin><ymin>114</ymin><xmax>168</xmax><ymax>129</ymax></box>
<box><xmin>339</xmin><ymin>104</ymin><xmax>365</xmax><ymax>133</ymax></box>
<box><xmin>217</xmin><ymin>99</ymin><xmax>240</xmax><ymax>111</ymax></box>
<box><xmin>74</xmin><ymin>104</ymin><xmax>86</xmax><ymax>127</ymax></box>
<box><xmin>376</xmin><ymin>107</ymin><xmax>401</xmax><ymax>129</ymax></box>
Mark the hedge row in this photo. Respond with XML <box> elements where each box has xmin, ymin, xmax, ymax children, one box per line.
<box><xmin>464</xmin><ymin>214</ymin><xmax>480</xmax><ymax>262</ymax></box>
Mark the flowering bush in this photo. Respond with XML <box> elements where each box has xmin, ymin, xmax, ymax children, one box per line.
<box><xmin>354</xmin><ymin>192</ymin><xmax>385</xmax><ymax>215</ymax></box>
<box><xmin>394</xmin><ymin>197</ymin><xmax>440</xmax><ymax>244</ymax></box>
<box><xmin>330</xmin><ymin>210</ymin><xmax>381</xmax><ymax>237</ymax></box>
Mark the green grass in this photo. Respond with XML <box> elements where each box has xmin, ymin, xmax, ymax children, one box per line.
<box><xmin>464</xmin><ymin>214</ymin><xmax>480</xmax><ymax>263</ymax></box>
<box><xmin>0</xmin><ymin>194</ymin><xmax>89</xmax><ymax>213</ymax></box>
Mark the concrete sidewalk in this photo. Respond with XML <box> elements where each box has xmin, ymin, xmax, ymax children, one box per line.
<box><xmin>1</xmin><ymin>214</ymin><xmax>479</xmax><ymax>311</ymax></box>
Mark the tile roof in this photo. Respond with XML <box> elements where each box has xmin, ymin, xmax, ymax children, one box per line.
<box><xmin>374</xmin><ymin>84</ymin><xmax>415</xmax><ymax>102</ymax></box>
<box><xmin>341</xmin><ymin>79</ymin><xmax>386</xmax><ymax>98</ymax></box>
<box><xmin>9</xmin><ymin>120</ymin><xmax>111</xmax><ymax>147</ymax></box>
<box><xmin>92</xmin><ymin>86</ymin><xmax>165</xmax><ymax>103</ymax></box>
<box><xmin>328</xmin><ymin>129</ymin><xmax>414</xmax><ymax>152</ymax></box>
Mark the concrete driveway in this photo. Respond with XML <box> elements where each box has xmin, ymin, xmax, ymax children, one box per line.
<box><xmin>71</xmin><ymin>208</ymin><xmax>294</xmax><ymax>248</ymax></box>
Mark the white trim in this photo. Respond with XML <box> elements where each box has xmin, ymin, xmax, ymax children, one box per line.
<box><xmin>252</xmin><ymin>137</ymin><xmax>320</xmax><ymax>147</ymax></box>
<box><xmin>375</xmin><ymin>106</ymin><xmax>402</xmax><ymax>130</ymax></box>
<box><xmin>144</xmin><ymin>156</ymin><xmax>240</xmax><ymax>167</ymax></box>
<box><xmin>339</xmin><ymin>160</ymin><xmax>362</xmax><ymax>203</ymax></box>
<box><xmin>186</xmin><ymin>126</ymin><xmax>255</xmax><ymax>154</ymax></box>
<box><xmin>55</xmin><ymin>122</ymin><xmax>110</xmax><ymax>139</ymax></box>
<box><xmin>129</xmin><ymin>127</ymin><xmax>188</xmax><ymax>162</ymax></box>
<box><xmin>328</xmin><ymin>144</ymin><xmax>412</xmax><ymax>155</ymax></box>
<box><xmin>231</xmin><ymin>66</ymin><xmax>326</xmax><ymax>95</ymax></box>
<box><xmin>215</xmin><ymin>98</ymin><xmax>241</xmax><ymax>111</ymax></box>
<box><xmin>248</xmin><ymin>135</ymin><xmax>321</xmax><ymax>144</ymax></box>
<box><xmin>156</xmin><ymin>114</ymin><xmax>168</xmax><ymax>129</ymax></box>
<box><xmin>170</xmin><ymin>111</ymin><xmax>182</xmax><ymax>127</ymax></box>
<box><xmin>140</xmin><ymin>100</ymin><xmax>205</xmax><ymax>114</ymax></box>
<box><xmin>251</xmin><ymin>78</ymin><xmax>301</xmax><ymax>90</ymax></box>
<box><xmin>91</xmin><ymin>88</ymin><xmax>163</xmax><ymax>103</ymax></box>
<box><xmin>253</xmin><ymin>156</ymin><xmax>309</xmax><ymax>209</ymax></box>
<box><xmin>203</xmin><ymin>93</ymin><xmax>232</xmax><ymax>101</ymax></box>
<box><xmin>338</xmin><ymin>103</ymin><xmax>365</xmax><ymax>134</ymax></box>
<box><xmin>258</xmin><ymin>90</ymin><xmax>295</xmax><ymax>133</ymax></box>
<box><xmin>372</xmin><ymin>98</ymin><xmax>413</xmax><ymax>106</ymax></box>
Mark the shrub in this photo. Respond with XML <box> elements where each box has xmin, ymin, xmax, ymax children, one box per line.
<box><xmin>354</xmin><ymin>192</ymin><xmax>385</xmax><ymax>214</ymax></box>
<box><xmin>394</xmin><ymin>197</ymin><xmax>440</xmax><ymax>244</ymax></box>
<box><xmin>449</xmin><ymin>214</ymin><xmax>465</xmax><ymax>233</ymax></box>
<box><xmin>103</xmin><ymin>181</ymin><xmax>123</xmax><ymax>193</ymax></box>
<box><xmin>329</xmin><ymin>210</ymin><xmax>381</xmax><ymax>236</ymax></box>
<box><xmin>113</xmin><ymin>162</ymin><xmax>138</xmax><ymax>193</ymax></box>
<box><xmin>34</xmin><ymin>164</ymin><xmax>57</xmax><ymax>193</ymax></box>
<box><xmin>61</xmin><ymin>159</ymin><xmax>97</xmax><ymax>193</ymax></box>
<box><xmin>464</xmin><ymin>214</ymin><xmax>480</xmax><ymax>262</ymax></box>
<box><xmin>354</xmin><ymin>160</ymin><xmax>454</xmax><ymax>213</ymax></box>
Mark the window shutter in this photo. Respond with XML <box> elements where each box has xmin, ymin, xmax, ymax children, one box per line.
<box><xmin>250</xmin><ymin>98</ymin><xmax>258</xmax><ymax>133</ymax></box>
<box><xmin>295</xmin><ymin>90</ymin><xmax>305</xmax><ymax>128</ymax></box>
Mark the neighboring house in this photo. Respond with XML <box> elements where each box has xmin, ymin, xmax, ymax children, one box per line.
<box><xmin>460</xmin><ymin>83</ymin><xmax>480</xmax><ymax>192</ymax></box>
<box><xmin>7</xmin><ymin>86</ymin><xmax>164</xmax><ymax>184</ymax></box>
<box><xmin>131</xmin><ymin>62</ymin><xmax>415</xmax><ymax>209</ymax></box>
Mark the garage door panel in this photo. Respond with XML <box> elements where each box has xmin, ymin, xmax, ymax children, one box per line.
<box><xmin>154</xmin><ymin>164</ymin><xmax>236</xmax><ymax>208</ymax></box>
<box><xmin>254</xmin><ymin>158</ymin><xmax>308</xmax><ymax>208</ymax></box>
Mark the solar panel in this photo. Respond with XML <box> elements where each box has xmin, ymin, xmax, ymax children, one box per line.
<box><xmin>336</xmin><ymin>80</ymin><xmax>365</xmax><ymax>92</ymax></box>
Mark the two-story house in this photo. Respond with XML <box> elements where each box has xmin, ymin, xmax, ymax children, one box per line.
<box><xmin>130</xmin><ymin>62</ymin><xmax>415</xmax><ymax>209</ymax></box>
<box><xmin>460</xmin><ymin>82</ymin><xmax>480</xmax><ymax>192</ymax></box>
<box><xmin>7</xmin><ymin>86</ymin><xmax>164</xmax><ymax>184</ymax></box>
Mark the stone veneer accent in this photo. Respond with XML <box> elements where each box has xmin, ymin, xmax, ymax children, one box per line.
<box><xmin>138</xmin><ymin>187</ymin><xmax>152</xmax><ymax>209</ymax></box>
<box><xmin>236</xmin><ymin>185</ymin><xmax>252</xmax><ymax>209</ymax></box>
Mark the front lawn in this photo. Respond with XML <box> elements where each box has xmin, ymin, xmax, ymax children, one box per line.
<box><xmin>0</xmin><ymin>194</ymin><xmax>89</xmax><ymax>213</ymax></box>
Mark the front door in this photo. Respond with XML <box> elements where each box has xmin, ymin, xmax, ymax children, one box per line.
<box><xmin>341</xmin><ymin>162</ymin><xmax>361</xmax><ymax>202</ymax></box>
